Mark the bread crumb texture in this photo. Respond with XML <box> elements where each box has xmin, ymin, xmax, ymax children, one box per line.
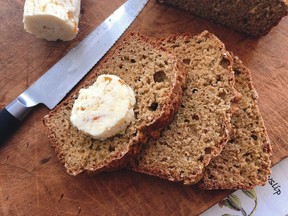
<box><xmin>43</xmin><ymin>33</ymin><xmax>187</xmax><ymax>175</ymax></box>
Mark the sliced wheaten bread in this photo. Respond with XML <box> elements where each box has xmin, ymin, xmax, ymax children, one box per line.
<box><xmin>129</xmin><ymin>31</ymin><xmax>237</xmax><ymax>185</ymax></box>
<box><xmin>158</xmin><ymin>0</ymin><xmax>288</xmax><ymax>37</ymax></box>
<box><xmin>43</xmin><ymin>33</ymin><xmax>187</xmax><ymax>176</ymax></box>
<box><xmin>198</xmin><ymin>56</ymin><xmax>272</xmax><ymax>190</ymax></box>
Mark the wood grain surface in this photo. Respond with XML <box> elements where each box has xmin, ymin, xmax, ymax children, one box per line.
<box><xmin>1</xmin><ymin>0</ymin><xmax>288</xmax><ymax>215</ymax></box>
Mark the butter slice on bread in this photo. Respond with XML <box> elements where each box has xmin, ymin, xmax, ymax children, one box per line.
<box><xmin>129</xmin><ymin>31</ymin><xmax>237</xmax><ymax>185</ymax></box>
<box><xmin>43</xmin><ymin>33</ymin><xmax>187</xmax><ymax>175</ymax></box>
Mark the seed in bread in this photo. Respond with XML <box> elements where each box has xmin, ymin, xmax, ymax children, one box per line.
<box><xmin>129</xmin><ymin>31</ymin><xmax>237</xmax><ymax>185</ymax></box>
<box><xmin>43</xmin><ymin>32</ymin><xmax>187</xmax><ymax>176</ymax></box>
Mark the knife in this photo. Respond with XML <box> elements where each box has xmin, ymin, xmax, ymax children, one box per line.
<box><xmin>0</xmin><ymin>0</ymin><xmax>148</xmax><ymax>142</ymax></box>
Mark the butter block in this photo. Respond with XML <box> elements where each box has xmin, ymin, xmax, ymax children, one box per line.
<box><xmin>23</xmin><ymin>0</ymin><xmax>81</xmax><ymax>41</ymax></box>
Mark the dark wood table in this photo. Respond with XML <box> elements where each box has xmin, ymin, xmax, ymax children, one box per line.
<box><xmin>1</xmin><ymin>0</ymin><xmax>287</xmax><ymax>215</ymax></box>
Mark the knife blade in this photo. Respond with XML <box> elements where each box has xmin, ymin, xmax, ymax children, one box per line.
<box><xmin>0</xmin><ymin>0</ymin><xmax>148</xmax><ymax>142</ymax></box>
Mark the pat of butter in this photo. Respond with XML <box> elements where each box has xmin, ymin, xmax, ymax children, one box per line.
<box><xmin>23</xmin><ymin>0</ymin><xmax>81</xmax><ymax>41</ymax></box>
<box><xmin>70</xmin><ymin>75</ymin><xmax>136</xmax><ymax>140</ymax></box>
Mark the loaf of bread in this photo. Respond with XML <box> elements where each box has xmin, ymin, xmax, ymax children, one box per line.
<box><xmin>43</xmin><ymin>33</ymin><xmax>187</xmax><ymax>175</ymax></box>
<box><xmin>129</xmin><ymin>31</ymin><xmax>237</xmax><ymax>185</ymax></box>
<box><xmin>158</xmin><ymin>0</ymin><xmax>288</xmax><ymax>37</ymax></box>
<box><xmin>198</xmin><ymin>55</ymin><xmax>272</xmax><ymax>190</ymax></box>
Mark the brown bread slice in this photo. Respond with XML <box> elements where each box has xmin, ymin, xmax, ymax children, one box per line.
<box><xmin>158</xmin><ymin>0</ymin><xmax>288</xmax><ymax>37</ymax></box>
<box><xmin>198</xmin><ymin>55</ymin><xmax>272</xmax><ymax>190</ymax></box>
<box><xmin>129</xmin><ymin>31</ymin><xmax>237</xmax><ymax>185</ymax></box>
<box><xmin>43</xmin><ymin>33</ymin><xmax>187</xmax><ymax>176</ymax></box>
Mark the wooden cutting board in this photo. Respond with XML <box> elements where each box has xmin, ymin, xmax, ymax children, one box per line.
<box><xmin>1</xmin><ymin>0</ymin><xmax>288</xmax><ymax>215</ymax></box>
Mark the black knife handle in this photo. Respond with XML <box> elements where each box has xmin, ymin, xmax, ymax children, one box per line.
<box><xmin>0</xmin><ymin>99</ymin><xmax>32</xmax><ymax>144</ymax></box>
<box><xmin>0</xmin><ymin>108</ymin><xmax>21</xmax><ymax>143</ymax></box>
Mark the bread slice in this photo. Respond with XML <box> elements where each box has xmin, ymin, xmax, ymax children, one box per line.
<box><xmin>129</xmin><ymin>31</ymin><xmax>237</xmax><ymax>185</ymax></box>
<box><xmin>158</xmin><ymin>0</ymin><xmax>288</xmax><ymax>37</ymax></box>
<box><xmin>198</xmin><ymin>55</ymin><xmax>272</xmax><ymax>190</ymax></box>
<box><xmin>43</xmin><ymin>32</ymin><xmax>187</xmax><ymax>176</ymax></box>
